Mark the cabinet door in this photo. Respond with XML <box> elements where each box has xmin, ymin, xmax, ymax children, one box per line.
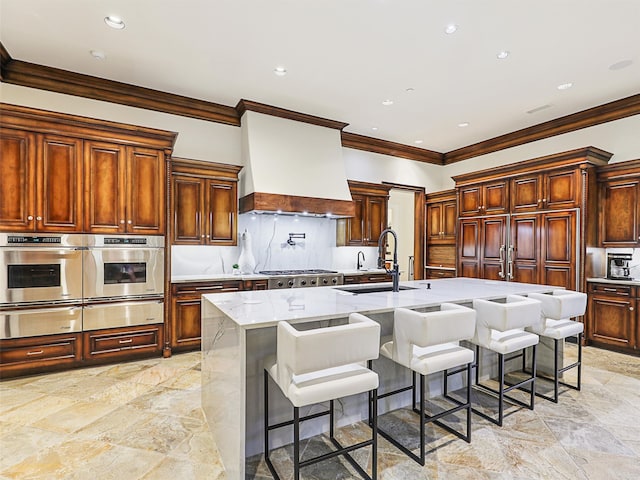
<box><xmin>127</xmin><ymin>147</ymin><xmax>166</xmax><ymax>234</ymax></box>
<box><xmin>366</xmin><ymin>196</ymin><xmax>386</xmax><ymax>245</ymax></box>
<box><xmin>458</xmin><ymin>186</ymin><xmax>482</xmax><ymax>217</ymax></box>
<box><xmin>540</xmin><ymin>210</ymin><xmax>577</xmax><ymax>290</ymax></box>
<box><xmin>171</xmin><ymin>296</ymin><xmax>202</xmax><ymax>349</ymax></box>
<box><xmin>589</xmin><ymin>296</ymin><xmax>636</xmax><ymax>350</ymax></box>
<box><xmin>511</xmin><ymin>174</ymin><xmax>542</xmax><ymax>213</ymax></box>
<box><xmin>600</xmin><ymin>179</ymin><xmax>639</xmax><ymax>247</ymax></box>
<box><xmin>426</xmin><ymin>203</ymin><xmax>443</xmax><ymax>241</ymax></box>
<box><xmin>173</xmin><ymin>176</ymin><xmax>204</xmax><ymax>244</ymax></box>
<box><xmin>207</xmin><ymin>179</ymin><xmax>237</xmax><ymax>245</ymax></box>
<box><xmin>0</xmin><ymin>129</ymin><xmax>36</xmax><ymax>231</ymax></box>
<box><xmin>458</xmin><ymin>218</ymin><xmax>481</xmax><ymax>278</ymax></box>
<box><xmin>544</xmin><ymin>169</ymin><xmax>580</xmax><ymax>210</ymax></box>
<box><xmin>480</xmin><ymin>217</ymin><xmax>507</xmax><ymax>280</ymax></box>
<box><xmin>37</xmin><ymin>135</ymin><xmax>83</xmax><ymax>232</ymax></box>
<box><xmin>84</xmin><ymin>141</ymin><xmax>127</xmax><ymax>233</ymax></box>
<box><xmin>483</xmin><ymin>181</ymin><xmax>509</xmax><ymax>215</ymax></box>
<box><xmin>346</xmin><ymin>195</ymin><xmax>366</xmax><ymax>245</ymax></box>
<box><xmin>510</xmin><ymin>214</ymin><xmax>540</xmax><ymax>284</ymax></box>
<box><xmin>442</xmin><ymin>201</ymin><xmax>457</xmax><ymax>239</ymax></box>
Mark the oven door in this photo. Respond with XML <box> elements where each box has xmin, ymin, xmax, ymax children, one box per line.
<box><xmin>83</xmin><ymin>248</ymin><xmax>164</xmax><ymax>300</ymax></box>
<box><xmin>0</xmin><ymin>247</ymin><xmax>83</xmax><ymax>305</ymax></box>
<box><xmin>0</xmin><ymin>305</ymin><xmax>83</xmax><ymax>339</ymax></box>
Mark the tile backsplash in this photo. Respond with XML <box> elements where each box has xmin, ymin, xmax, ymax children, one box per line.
<box><xmin>171</xmin><ymin>213</ymin><xmax>381</xmax><ymax>276</ymax></box>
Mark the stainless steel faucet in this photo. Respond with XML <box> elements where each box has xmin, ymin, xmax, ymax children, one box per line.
<box><xmin>377</xmin><ymin>228</ymin><xmax>400</xmax><ymax>292</ymax></box>
<box><xmin>357</xmin><ymin>250</ymin><xmax>365</xmax><ymax>270</ymax></box>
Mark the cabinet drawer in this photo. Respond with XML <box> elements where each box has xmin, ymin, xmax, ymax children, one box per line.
<box><xmin>425</xmin><ymin>269</ymin><xmax>456</xmax><ymax>279</ymax></box>
<box><xmin>0</xmin><ymin>334</ymin><xmax>82</xmax><ymax>378</ymax></box>
<box><xmin>83</xmin><ymin>324</ymin><xmax>163</xmax><ymax>361</ymax></box>
<box><xmin>172</xmin><ymin>281</ymin><xmax>243</xmax><ymax>297</ymax></box>
<box><xmin>588</xmin><ymin>283</ymin><xmax>634</xmax><ymax>297</ymax></box>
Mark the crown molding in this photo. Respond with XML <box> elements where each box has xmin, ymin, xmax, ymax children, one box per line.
<box><xmin>1</xmin><ymin>59</ymin><xmax>240</xmax><ymax>126</ymax></box>
<box><xmin>0</xmin><ymin>41</ymin><xmax>12</xmax><ymax>81</ymax></box>
<box><xmin>236</xmin><ymin>99</ymin><xmax>349</xmax><ymax>130</ymax></box>
<box><xmin>341</xmin><ymin>131</ymin><xmax>444</xmax><ymax>165</ymax></box>
<box><xmin>444</xmin><ymin>93</ymin><xmax>640</xmax><ymax>164</ymax></box>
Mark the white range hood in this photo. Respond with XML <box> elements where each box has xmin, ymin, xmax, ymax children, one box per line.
<box><xmin>238</xmin><ymin>108</ymin><xmax>355</xmax><ymax>217</ymax></box>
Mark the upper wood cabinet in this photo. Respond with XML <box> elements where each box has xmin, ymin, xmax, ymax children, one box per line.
<box><xmin>426</xmin><ymin>189</ymin><xmax>456</xmax><ymax>243</ymax></box>
<box><xmin>0</xmin><ymin>129</ymin><xmax>83</xmax><ymax>232</ymax></box>
<box><xmin>597</xmin><ymin>159</ymin><xmax>640</xmax><ymax>247</ymax></box>
<box><xmin>171</xmin><ymin>159</ymin><xmax>242</xmax><ymax>246</ymax></box>
<box><xmin>458</xmin><ymin>180</ymin><xmax>509</xmax><ymax>217</ymax></box>
<box><xmin>0</xmin><ymin>104</ymin><xmax>176</xmax><ymax>235</ymax></box>
<box><xmin>510</xmin><ymin>169</ymin><xmax>581</xmax><ymax>213</ymax></box>
<box><xmin>336</xmin><ymin>181</ymin><xmax>391</xmax><ymax>246</ymax></box>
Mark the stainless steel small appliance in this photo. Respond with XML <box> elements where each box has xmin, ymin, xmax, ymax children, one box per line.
<box><xmin>607</xmin><ymin>253</ymin><xmax>633</xmax><ymax>280</ymax></box>
<box><xmin>258</xmin><ymin>269</ymin><xmax>343</xmax><ymax>289</ymax></box>
<box><xmin>0</xmin><ymin>233</ymin><xmax>84</xmax><ymax>306</ymax></box>
<box><xmin>83</xmin><ymin>235</ymin><xmax>164</xmax><ymax>300</ymax></box>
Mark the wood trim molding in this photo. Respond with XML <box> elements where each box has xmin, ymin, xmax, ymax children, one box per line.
<box><xmin>2</xmin><ymin>60</ymin><xmax>240</xmax><ymax>126</ymax></box>
<box><xmin>347</xmin><ymin>180</ymin><xmax>392</xmax><ymax>197</ymax></box>
<box><xmin>0</xmin><ymin>41</ymin><xmax>11</xmax><ymax>81</ymax></box>
<box><xmin>596</xmin><ymin>158</ymin><xmax>640</xmax><ymax>180</ymax></box>
<box><xmin>239</xmin><ymin>192</ymin><xmax>356</xmax><ymax>217</ymax></box>
<box><xmin>425</xmin><ymin>189</ymin><xmax>456</xmax><ymax>203</ymax></box>
<box><xmin>1</xmin><ymin>102</ymin><xmax>177</xmax><ymax>149</ymax></box>
<box><xmin>444</xmin><ymin>94</ymin><xmax>640</xmax><ymax>164</ymax></box>
<box><xmin>381</xmin><ymin>181</ymin><xmax>426</xmax><ymax>193</ymax></box>
<box><xmin>171</xmin><ymin>157</ymin><xmax>242</xmax><ymax>179</ymax></box>
<box><xmin>451</xmin><ymin>146</ymin><xmax>613</xmax><ymax>186</ymax></box>
<box><xmin>235</xmin><ymin>99</ymin><xmax>349</xmax><ymax>130</ymax></box>
<box><xmin>341</xmin><ymin>131</ymin><xmax>444</xmax><ymax>164</ymax></box>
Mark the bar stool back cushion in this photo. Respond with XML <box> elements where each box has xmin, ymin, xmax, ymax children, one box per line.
<box><xmin>381</xmin><ymin>303</ymin><xmax>476</xmax><ymax>375</ymax></box>
<box><xmin>269</xmin><ymin>313</ymin><xmax>380</xmax><ymax>407</ymax></box>
<box><xmin>471</xmin><ymin>295</ymin><xmax>541</xmax><ymax>355</ymax></box>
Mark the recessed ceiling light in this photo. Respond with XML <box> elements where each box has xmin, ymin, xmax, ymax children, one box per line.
<box><xmin>90</xmin><ymin>50</ymin><xmax>106</xmax><ymax>60</ymax></box>
<box><xmin>458</xmin><ymin>122</ymin><xmax>470</xmax><ymax>128</ymax></box>
<box><xmin>414</xmin><ymin>140</ymin><xmax>423</xmax><ymax>144</ymax></box>
<box><xmin>609</xmin><ymin>59</ymin><xmax>633</xmax><ymax>71</ymax></box>
<box><xmin>445</xmin><ymin>24</ymin><xmax>458</xmax><ymax>34</ymax></box>
<box><xmin>405</xmin><ymin>87</ymin><xmax>415</xmax><ymax>93</ymax></box>
<box><xmin>496</xmin><ymin>50</ymin><xmax>510</xmax><ymax>60</ymax></box>
<box><xmin>371</xmin><ymin>127</ymin><xmax>378</xmax><ymax>131</ymax></box>
<box><xmin>526</xmin><ymin>104</ymin><xmax>552</xmax><ymax>114</ymax></box>
<box><xmin>273</xmin><ymin>66</ymin><xmax>287</xmax><ymax>76</ymax></box>
<box><xmin>557</xmin><ymin>82</ymin><xmax>573</xmax><ymax>90</ymax></box>
<box><xmin>104</xmin><ymin>15</ymin><xmax>125</xmax><ymax>29</ymax></box>
<box><xmin>382</xmin><ymin>99</ymin><xmax>394</xmax><ymax>106</ymax></box>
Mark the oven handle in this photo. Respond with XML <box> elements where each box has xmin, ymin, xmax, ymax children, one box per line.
<box><xmin>0</xmin><ymin>306</ymin><xmax>82</xmax><ymax>315</ymax></box>
<box><xmin>83</xmin><ymin>299</ymin><xmax>164</xmax><ymax>308</ymax></box>
<box><xmin>3</xmin><ymin>247</ymin><xmax>83</xmax><ymax>253</ymax></box>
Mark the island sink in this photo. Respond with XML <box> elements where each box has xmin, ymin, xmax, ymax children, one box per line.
<box><xmin>334</xmin><ymin>285</ymin><xmax>418</xmax><ymax>294</ymax></box>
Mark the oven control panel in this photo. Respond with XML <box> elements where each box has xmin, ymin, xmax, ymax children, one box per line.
<box><xmin>7</xmin><ymin>236</ymin><xmax>61</xmax><ymax>244</ymax></box>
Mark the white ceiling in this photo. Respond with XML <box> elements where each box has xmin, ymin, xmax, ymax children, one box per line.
<box><xmin>1</xmin><ymin>0</ymin><xmax>639</xmax><ymax>153</ymax></box>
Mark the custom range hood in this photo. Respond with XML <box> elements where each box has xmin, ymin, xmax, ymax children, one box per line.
<box><xmin>237</xmin><ymin>100</ymin><xmax>355</xmax><ymax>217</ymax></box>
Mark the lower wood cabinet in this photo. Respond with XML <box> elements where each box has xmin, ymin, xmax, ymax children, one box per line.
<box><xmin>83</xmin><ymin>324</ymin><xmax>163</xmax><ymax>363</ymax></box>
<box><xmin>170</xmin><ymin>280</ymin><xmax>244</xmax><ymax>352</ymax></box>
<box><xmin>0</xmin><ymin>333</ymin><xmax>82</xmax><ymax>378</ymax></box>
<box><xmin>343</xmin><ymin>273</ymin><xmax>392</xmax><ymax>285</ymax></box>
<box><xmin>587</xmin><ymin>282</ymin><xmax>638</xmax><ymax>354</ymax></box>
<box><xmin>425</xmin><ymin>268</ymin><xmax>456</xmax><ymax>279</ymax></box>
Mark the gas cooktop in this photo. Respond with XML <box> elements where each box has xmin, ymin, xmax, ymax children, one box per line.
<box><xmin>259</xmin><ymin>269</ymin><xmax>338</xmax><ymax>275</ymax></box>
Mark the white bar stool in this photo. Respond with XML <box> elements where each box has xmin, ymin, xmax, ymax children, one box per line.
<box><xmin>527</xmin><ymin>289</ymin><xmax>587</xmax><ymax>403</ymax></box>
<box><xmin>264</xmin><ymin>313</ymin><xmax>380</xmax><ymax>480</ymax></box>
<box><xmin>372</xmin><ymin>303</ymin><xmax>476</xmax><ymax>466</ymax></box>
<box><xmin>470</xmin><ymin>295</ymin><xmax>541</xmax><ymax>426</ymax></box>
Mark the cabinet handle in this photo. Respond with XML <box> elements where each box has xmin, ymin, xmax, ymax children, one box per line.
<box><xmin>603</xmin><ymin>288</ymin><xmax>618</xmax><ymax>292</ymax></box>
<box><xmin>27</xmin><ymin>215</ymin><xmax>34</xmax><ymax>221</ymax></box>
<box><xmin>27</xmin><ymin>350</ymin><xmax>44</xmax><ymax>356</ymax></box>
<box><xmin>119</xmin><ymin>338</ymin><xmax>133</xmax><ymax>344</ymax></box>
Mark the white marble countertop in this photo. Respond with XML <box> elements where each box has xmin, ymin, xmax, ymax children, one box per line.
<box><xmin>202</xmin><ymin>277</ymin><xmax>556</xmax><ymax>329</ymax></box>
<box><xmin>171</xmin><ymin>269</ymin><xmax>388</xmax><ymax>283</ymax></box>
<box><xmin>587</xmin><ymin>277</ymin><xmax>640</xmax><ymax>286</ymax></box>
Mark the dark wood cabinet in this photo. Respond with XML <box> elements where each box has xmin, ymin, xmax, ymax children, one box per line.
<box><xmin>458</xmin><ymin>217</ymin><xmax>507</xmax><ymax>280</ymax></box>
<box><xmin>336</xmin><ymin>181</ymin><xmax>390</xmax><ymax>246</ymax></box>
<box><xmin>426</xmin><ymin>190</ymin><xmax>456</xmax><ymax>243</ymax></box>
<box><xmin>170</xmin><ymin>280</ymin><xmax>244</xmax><ymax>352</ymax></box>
<box><xmin>511</xmin><ymin>169</ymin><xmax>580</xmax><ymax>213</ymax></box>
<box><xmin>0</xmin><ymin>333</ymin><xmax>82</xmax><ymax>378</ymax></box>
<box><xmin>171</xmin><ymin>159</ymin><xmax>242</xmax><ymax>246</ymax></box>
<box><xmin>0</xmin><ymin>129</ymin><xmax>83</xmax><ymax>232</ymax></box>
<box><xmin>587</xmin><ymin>282</ymin><xmax>638</xmax><ymax>354</ymax></box>
<box><xmin>343</xmin><ymin>273</ymin><xmax>392</xmax><ymax>285</ymax></box>
<box><xmin>597</xmin><ymin>160</ymin><xmax>640</xmax><ymax>247</ymax></box>
<box><xmin>85</xmin><ymin>143</ymin><xmax>166</xmax><ymax>234</ymax></box>
<box><xmin>83</xmin><ymin>324</ymin><xmax>163</xmax><ymax>363</ymax></box>
<box><xmin>458</xmin><ymin>180</ymin><xmax>508</xmax><ymax>217</ymax></box>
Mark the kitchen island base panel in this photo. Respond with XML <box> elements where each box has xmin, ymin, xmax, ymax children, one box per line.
<box><xmin>201</xmin><ymin>278</ymin><xmax>557</xmax><ymax>479</ymax></box>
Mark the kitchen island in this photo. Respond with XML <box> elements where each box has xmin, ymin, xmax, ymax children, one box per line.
<box><xmin>201</xmin><ymin>277</ymin><xmax>557</xmax><ymax>479</ymax></box>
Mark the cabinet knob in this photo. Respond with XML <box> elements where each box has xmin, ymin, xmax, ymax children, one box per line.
<box><xmin>127</xmin><ymin>220</ymin><xmax>132</xmax><ymax>224</ymax></box>
<box><xmin>120</xmin><ymin>219</ymin><xmax>125</xmax><ymax>224</ymax></box>
<box><xmin>36</xmin><ymin>216</ymin><xmax>42</xmax><ymax>221</ymax></box>
<box><xmin>206</xmin><ymin>235</ymin><xmax>210</xmax><ymax>238</ymax></box>
<box><xmin>27</xmin><ymin>215</ymin><xmax>34</xmax><ymax>221</ymax></box>
<box><xmin>630</xmin><ymin>307</ymin><xmax>634</xmax><ymax>312</ymax></box>
<box><xmin>201</xmin><ymin>235</ymin><xmax>205</xmax><ymax>238</ymax></box>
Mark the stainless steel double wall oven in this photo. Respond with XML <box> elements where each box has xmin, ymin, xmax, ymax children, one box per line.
<box><xmin>1</xmin><ymin>233</ymin><xmax>164</xmax><ymax>339</ymax></box>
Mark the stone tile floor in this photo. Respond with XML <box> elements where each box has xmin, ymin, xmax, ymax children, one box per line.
<box><xmin>1</xmin><ymin>345</ymin><xmax>638</xmax><ymax>479</ymax></box>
